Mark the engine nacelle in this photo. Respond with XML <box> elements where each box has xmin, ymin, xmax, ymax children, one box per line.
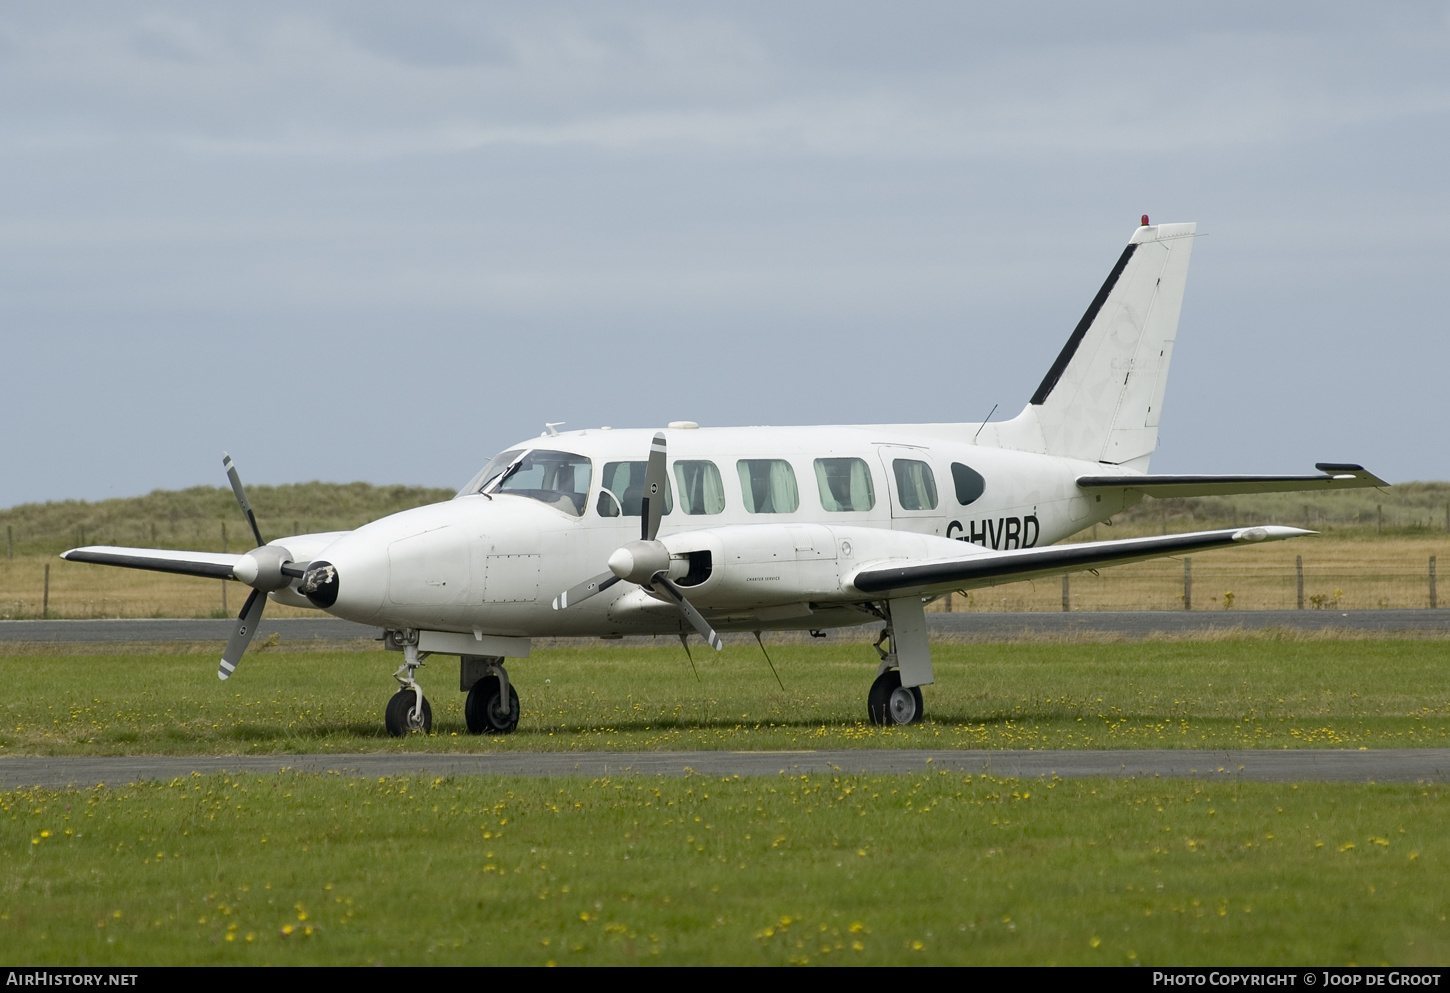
<box><xmin>658</xmin><ymin>524</ymin><xmax>971</xmax><ymax>609</ymax></box>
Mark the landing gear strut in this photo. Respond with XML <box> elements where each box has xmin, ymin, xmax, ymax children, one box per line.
<box><xmin>385</xmin><ymin>637</ymin><xmax>432</xmax><ymax>736</ymax></box>
<box><xmin>865</xmin><ymin>597</ymin><xmax>932</xmax><ymax>726</ymax></box>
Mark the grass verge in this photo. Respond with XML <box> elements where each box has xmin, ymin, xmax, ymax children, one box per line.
<box><xmin>2</xmin><ymin>639</ymin><xmax>1449</xmax><ymax>754</ymax></box>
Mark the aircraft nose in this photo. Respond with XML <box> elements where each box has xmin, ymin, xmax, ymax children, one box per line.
<box><xmin>295</xmin><ymin>536</ymin><xmax>389</xmax><ymax>622</ymax></box>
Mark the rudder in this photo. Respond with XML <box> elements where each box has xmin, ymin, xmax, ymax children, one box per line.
<box><xmin>1015</xmin><ymin>220</ymin><xmax>1196</xmax><ymax>468</ymax></box>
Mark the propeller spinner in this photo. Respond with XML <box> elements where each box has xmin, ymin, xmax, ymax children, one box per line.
<box><xmin>552</xmin><ymin>432</ymin><xmax>723</xmax><ymax>651</ymax></box>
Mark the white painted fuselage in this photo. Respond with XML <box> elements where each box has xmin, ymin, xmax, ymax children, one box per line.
<box><xmin>290</xmin><ymin>421</ymin><xmax>1135</xmax><ymax>640</ymax></box>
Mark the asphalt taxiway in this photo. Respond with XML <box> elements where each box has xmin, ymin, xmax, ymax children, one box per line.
<box><xmin>1</xmin><ymin>748</ymin><xmax>1445</xmax><ymax>789</ymax></box>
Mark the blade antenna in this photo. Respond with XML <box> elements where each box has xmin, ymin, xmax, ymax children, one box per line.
<box><xmin>753</xmin><ymin>631</ymin><xmax>786</xmax><ymax>692</ymax></box>
<box><xmin>678</xmin><ymin>633</ymin><xmax>701</xmax><ymax>682</ymax></box>
<box><xmin>973</xmin><ymin>404</ymin><xmax>998</xmax><ymax>444</ymax></box>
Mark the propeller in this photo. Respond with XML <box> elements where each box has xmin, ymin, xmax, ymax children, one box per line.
<box><xmin>217</xmin><ymin>453</ymin><xmax>307</xmax><ymax>680</ymax></box>
<box><xmin>552</xmin><ymin>432</ymin><xmax>723</xmax><ymax>651</ymax></box>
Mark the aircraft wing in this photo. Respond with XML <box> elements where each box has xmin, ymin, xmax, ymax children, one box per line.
<box><xmin>1075</xmin><ymin>463</ymin><xmax>1386</xmax><ymax>498</ymax></box>
<box><xmin>849</xmin><ymin>526</ymin><xmax>1310</xmax><ymax>599</ymax></box>
<box><xmin>61</xmin><ymin>545</ymin><xmax>243</xmax><ymax>580</ymax></box>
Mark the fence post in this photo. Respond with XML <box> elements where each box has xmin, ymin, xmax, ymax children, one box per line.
<box><xmin>1377</xmin><ymin>504</ymin><xmax>1382</xmax><ymax>536</ymax></box>
<box><xmin>43</xmin><ymin>564</ymin><xmax>50</xmax><ymax>619</ymax></box>
<box><xmin>1061</xmin><ymin>574</ymin><xmax>1070</xmax><ymax>612</ymax></box>
<box><xmin>943</xmin><ymin>592</ymin><xmax>952</xmax><ymax>613</ymax></box>
<box><xmin>6</xmin><ymin>524</ymin><xmax>11</xmax><ymax>559</ymax></box>
<box><xmin>1183</xmin><ymin>558</ymin><xmax>1192</xmax><ymax>610</ymax></box>
<box><xmin>1432</xmin><ymin>556</ymin><xmax>1438</xmax><ymax>609</ymax></box>
<box><xmin>1296</xmin><ymin>555</ymin><xmax>1305</xmax><ymax>609</ymax></box>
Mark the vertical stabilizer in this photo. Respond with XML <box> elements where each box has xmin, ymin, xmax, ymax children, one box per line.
<box><xmin>1001</xmin><ymin>221</ymin><xmax>1195</xmax><ymax>468</ymax></box>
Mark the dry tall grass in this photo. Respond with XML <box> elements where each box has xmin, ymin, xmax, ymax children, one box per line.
<box><xmin>936</xmin><ymin>535</ymin><xmax>1446</xmax><ymax>613</ymax></box>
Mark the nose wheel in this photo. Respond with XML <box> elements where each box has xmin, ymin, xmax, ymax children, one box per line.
<box><xmin>386</xmin><ymin>687</ymin><xmax>432</xmax><ymax>735</ymax></box>
<box><xmin>385</xmin><ymin>640</ymin><xmax>432</xmax><ymax>737</ymax></box>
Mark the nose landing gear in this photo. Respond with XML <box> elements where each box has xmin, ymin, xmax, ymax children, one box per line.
<box><xmin>385</xmin><ymin>637</ymin><xmax>432</xmax><ymax>736</ymax></box>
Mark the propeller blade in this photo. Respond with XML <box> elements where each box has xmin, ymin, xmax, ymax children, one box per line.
<box><xmin>552</xmin><ymin>571</ymin><xmax>621</xmax><ymax>610</ymax></box>
<box><xmin>223</xmin><ymin>452</ymin><xmax>266</xmax><ymax>547</ymax></box>
<box><xmin>641</xmin><ymin>432</ymin><xmax>667</xmax><ymax>542</ymax></box>
<box><xmin>219</xmin><ymin>588</ymin><xmax>266</xmax><ymax>680</ymax></box>
<box><xmin>652</xmin><ymin>575</ymin><xmax>723</xmax><ymax>651</ymax></box>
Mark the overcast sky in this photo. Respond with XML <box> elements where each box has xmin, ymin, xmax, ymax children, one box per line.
<box><xmin>3</xmin><ymin>2</ymin><xmax>1447</xmax><ymax>508</ymax></box>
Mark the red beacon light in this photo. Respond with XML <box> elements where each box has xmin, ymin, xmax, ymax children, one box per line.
<box><xmin>1141</xmin><ymin>214</ymin><xmax>1150</xmax><ymax>227</ymax></box>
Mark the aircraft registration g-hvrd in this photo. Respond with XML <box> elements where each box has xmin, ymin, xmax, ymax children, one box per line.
<box><xmin>63</xmin><ymin>218</ymin><xmax>1386</xmax><ymax>736</ymax></box>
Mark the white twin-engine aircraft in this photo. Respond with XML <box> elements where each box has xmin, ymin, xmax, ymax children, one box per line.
<box><xmin>64</xmin><ymin>218</ymin><xmax>1385</xmax><ymax>736</ymax></box>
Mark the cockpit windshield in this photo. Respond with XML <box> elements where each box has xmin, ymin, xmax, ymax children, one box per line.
<box><xmin>456</xmin><ymin>449</ymin><xmax>592</xmax><ymax>517</ymax></box>
<box><xmin>456</xmin><ymin>449</ymin><xmax>524</xmax><ymax>498</ymax></box>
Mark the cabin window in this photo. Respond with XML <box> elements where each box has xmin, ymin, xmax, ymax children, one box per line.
<box><xmin>951</xmin><ymin>462</ymin><xmax>986</xmax><ymax>506</ymax></box>
<box><xmin>813</xmin><ymin>458</ymin><xmax>875</xmax><ymax>512</ymax></box>
<box><xmin>491</xmin><ymin>449</ymin><xmax>592</xmax><ymax>517</ymax></box>
<box><xmin>456</xmin><ymin>449</ymin><xmax>524</xmax><ymax>498</ymax></box>
<box><xmin>596</xmin><ymin>461</ymin><xmax>673</xmax><ymax>518</ymax></box>
<box><xmin>673</xmin><ymin>460</ymin><xmax>726</xmax><ymax>515</ymax></box>
<box><xmin>737</xmin><ymin>459</ymin><xmax>799</xmax><ymax>514</ymax></box>
<box><xmin>892</xmin><ymin>459</ymin><xmax>938</xmax><ymax>511</ymax></box>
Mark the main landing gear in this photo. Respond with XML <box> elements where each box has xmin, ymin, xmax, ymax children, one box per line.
<box><xmin>865</xmin><ymin>597</ymin><xmax>933</xmax><ymax>727</ymax></box>
<box><xmin>463</xmin><ymin>656</ymin><xmax>519</xmax><ymax>735</ymax></box>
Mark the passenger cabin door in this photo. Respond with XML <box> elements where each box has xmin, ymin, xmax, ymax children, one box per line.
<box><xmin>876</xmin><ymin>446</ymin><xmax>946</xmax><ymax>536</ymax></box>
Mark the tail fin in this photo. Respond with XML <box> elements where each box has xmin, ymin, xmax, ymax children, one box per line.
<box><xmin>994</xmin><ymin>220</ymin><xmax>1195</xmax><ymax>468</ymax></box>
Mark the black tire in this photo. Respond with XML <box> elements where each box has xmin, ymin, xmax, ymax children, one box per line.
<box><xmin>385</xmin><ymin>688</ymin><xmax>432</xmax><ymax>737</ymax></box>
<box><xmin>867</xmin><ymin>670</ymin><xmax>925</xmax><ymax>726</ymax></box>
<box><xmin>465</xmin><ymin>675</ymin><xmax>520</xmax><ymax>734</ymax></box>
<box><xmin>868</xmin><ymin>670</ymin><xmax>900</xmax><ymax>725</ymax></box>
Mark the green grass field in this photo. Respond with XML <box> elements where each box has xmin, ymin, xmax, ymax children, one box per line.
<box><xmin>4</xmin><ymin>772</ymin><xmax>1445</xmax><ymax>966</ymax></box>
<box><xmin>4</xmin><ymin>637</ymin><xmax>1448</xmax><ymax>966</ymax></box>
<box><xmin>2</xmin><ymin>639</ymin><xmax>1448</xmax><ymax>755</ymax></box>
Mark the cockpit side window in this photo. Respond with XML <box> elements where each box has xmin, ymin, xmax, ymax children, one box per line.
<box><xmin>480</xmin><ymin>449</ymin><xmax>592</xmax><ymax>517</ymax></box>
<box><xmin>596</xmin><ymin>461</ymin><xmax>673</xmax><ymax>518</ymax></box>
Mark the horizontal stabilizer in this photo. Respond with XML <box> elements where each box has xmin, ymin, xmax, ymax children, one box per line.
<box><xmin>1076</xmin><ymin>463</ymin><xmax>1387</xmax><ymax>498</ymax></box>
<box><xmin>851</xmin><ymin>526</ymin><xmax>1310</xmax><ymax>598</ymax></box>
<box><xmin>61</xmin><ymin>546</ymin><xmax>242</xmax><ymax>580</ymax></box>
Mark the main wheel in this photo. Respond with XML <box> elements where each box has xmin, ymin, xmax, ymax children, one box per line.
<box><xmin>465</xmin><ymin>676</ymin><xmax>520</xmax><ymax>734</ymax></box>
<box><xmin>867</xmin><ymin>670</ymin><xmax>925</xmax><ymax>726</ymax></box>
<box><xmin>385</xmin><ymin>688</ymin><xmax>432</xmax><ymax>737</ymax></box>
